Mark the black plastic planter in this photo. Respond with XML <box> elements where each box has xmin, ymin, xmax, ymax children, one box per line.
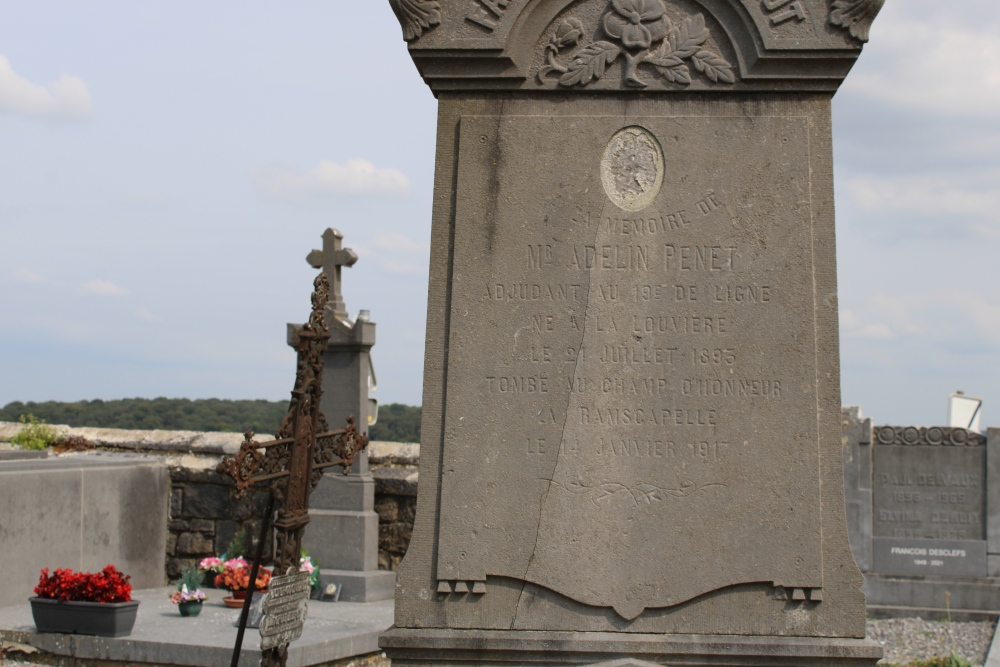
<box><xmin>30</xmin><ymin>598</ymin><xmax>139</xmax><ymax>637</ymax></box>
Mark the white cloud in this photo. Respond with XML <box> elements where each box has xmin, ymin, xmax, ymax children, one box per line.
<box><xmin>842</xmin><ymin>290</ymin><xmax>1000</xmax><ymax>349</ymax></box>
<box><xmin>842</xmin><ymin>7</ymin><xmax>1000</xmax><ymax>119</ymax></box>
<box><xmin>841</xmin><ymin>310</ymin><xmax>895</xmax><ymax>341</ymax></box>
<box><xmin>374</xmin><ymin>232</ymin><xmax>429</xmax><ymax>255</ymax></box>
<box><xmin>0</xmin><ymin>54</ymin><xmax>93</xmax><ymax>120</ymax></box>
<box><xmin>12</xmin><ymin>269</ymin><xmax>45</xmax><ymax>284</ymax></box>
<box><xmin>844</xmin><ymin>173</ymin><xmax>1000</xmax><ymax>219</ymax></box>
<box><xmin>252</xmin><ymin>159</ymin><xmax>412</xmax><ymax>200</ymax></box>
<box><xmin>369</xmin><ymin>233</ymin><xmax>429</xmax><ymax>274</ymax></box>
<box><xmin>381</xmin><ymin>259</ymin><xmax>428</xmax><ymax>275</ymax></box>
<box><xmin>83</xmin><ymin>279</ymin><xmax>128</xmax><ymax>296</ymax></box>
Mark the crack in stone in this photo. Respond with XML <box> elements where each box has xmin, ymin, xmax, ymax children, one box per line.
<box><xmin>511</xmin><ymin>199</ymin><xmax>604</xmax><ymax>628</ymax></box>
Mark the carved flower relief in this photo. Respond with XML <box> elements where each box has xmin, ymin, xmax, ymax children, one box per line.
<box><xmin>551</xmin><ymin>17</ymin><xmax>585</xmax><ymax>49</ymax></box>
<box><xmin>535</xmin><ymin>0</ymin><xmax>735</xmax><ymax>89</ymax></box>
<box><xmin>602</xmin><ymin>0</ymin><xmax>669</xmax><ymax>50</ymax></box>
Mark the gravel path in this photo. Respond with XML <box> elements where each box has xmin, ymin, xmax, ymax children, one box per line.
<box><xmin>869</xmin><ymin>618</ymin><xmax>997</xmax><ymax>666</ymax></box>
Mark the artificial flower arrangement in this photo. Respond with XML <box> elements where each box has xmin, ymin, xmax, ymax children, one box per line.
<box><xmin>169</xmin><ymin>586</ymin><xmax>207</xmax><ymax>604</ymax></box>
<box><xmin>214</xmin><ymin>560</ymin><xmax>271</xmax><ymax>593</ymax></box>
<box><xmin>299</xmin><ymin>549</ymin><xmax>320</xmax><ymax>592</ymax></box>
<box><xmin>34</xmin><ymin>565</ymin><xmax>132</xmax><ymax>603</ymax></box>
<box><xmin>31</xmin><ymin>565</ymin><xmax>138</xmax><ymax>637</ymax></box>
<box><xmin>198</xmin><ymin>556</ymin><xmax>224</xmax><ymax>576</ymax></box>
<box><xmin>170</xmin><ymin>566</ymin><xmax>207</xmax><ymax>616</ymax></box>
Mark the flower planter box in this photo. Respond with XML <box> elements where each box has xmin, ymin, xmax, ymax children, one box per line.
<box><xmin>30</xmin><ymin>598</ymin><xmax>139</xmax><ymax>637</ymax></box>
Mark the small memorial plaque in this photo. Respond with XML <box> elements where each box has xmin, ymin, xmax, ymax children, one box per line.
<box><xmin>259</xmin><ymin>570</ymin><xmax>311</xmax><ymax>651</ymax></box>
<box><xmin>873</xmin><ymin>538</ymin><xmax>987</xmax><ymax>577</ymax></box>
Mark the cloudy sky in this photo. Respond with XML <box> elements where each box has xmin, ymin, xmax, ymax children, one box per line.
<box><xmin>0</xmin><ymin>1</ymin><xmax>997</xmax><ymax>426</ymax></box>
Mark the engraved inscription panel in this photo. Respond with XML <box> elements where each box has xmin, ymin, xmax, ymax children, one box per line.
<box><xmin>872</xmin><ymin>446</ymin><xmax>986</xmax><ymax>541</ymax></box>
<box><xmin>437</xmin><ymin>115</ymin><xmax>822</xmax><ymax>620</ymax></box>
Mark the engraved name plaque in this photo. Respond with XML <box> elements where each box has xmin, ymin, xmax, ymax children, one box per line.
<box><xmin>436</xmin><ymin>114</ymin><xmax>823</xmax><ymax>620</ymax></box>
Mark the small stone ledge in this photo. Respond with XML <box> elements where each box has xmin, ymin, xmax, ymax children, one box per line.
<box><xmin>374</xmin><ymin>466</ymin><xmax>419</xmax><ymax>497</ymax></box>
<box><xmin>369</xmin><ymin>440</ymin><xmax>419</xmax><ymax>466</ymax></box>
<box><xmin>0</xmin><ymin>420</ymin><xmax>270</xmax><ymax>455</ymax></box>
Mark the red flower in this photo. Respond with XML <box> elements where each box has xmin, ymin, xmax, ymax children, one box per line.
<box><xmin>34</xmin><ymin>565</ymin><xmax>132</xmax><ymax>603</ymax></box>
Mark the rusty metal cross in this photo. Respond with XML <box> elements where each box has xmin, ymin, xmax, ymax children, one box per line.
<box><xmin>306</xmin><ymin>228</ymin><xmax>358</xmax><ymax>322</ymax></box>
<box><xmin>217</xmin><ymin>271</ymin><xmax>368</xmax><ymax>667</ymax></box>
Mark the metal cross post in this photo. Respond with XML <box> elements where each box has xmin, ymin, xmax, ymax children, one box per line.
<box><xmin>217</xmin><ymin>271</ymin><xmax>369</xmax><ymax>667</ymax></box>
<box><xmin>306</xmin><ymin>227</ymin><xmax>358</xmax><ymax>323</ymax></box>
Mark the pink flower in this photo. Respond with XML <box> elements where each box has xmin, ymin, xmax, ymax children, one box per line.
<box><xmin>299</xmin><ymin>557</ymin><xmax>315</xmax><ymax>574</ymax></box>
<box><xmin>224</xmin><ymin>557</ymin><xmax>248</xmax><ymax>570</ymax></box>
<box><xmin>199</xmin><ymin>557</ymin><xmax>223</xmax><ymax>571</ymax></box>
<box><xmin>603</xmin><ymin>0</ymin><xmax>669</xmax><ymax>50</ymax></box>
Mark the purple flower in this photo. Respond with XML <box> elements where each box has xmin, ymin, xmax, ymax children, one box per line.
<box><xmin>603</xmin><ymin>0</ymin><xmax>670</xmax><ymax>50</ymax></box>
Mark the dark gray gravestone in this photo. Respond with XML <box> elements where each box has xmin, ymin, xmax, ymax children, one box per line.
<box><xmin>380</xmin><ymin>1</ymin><xmax>886</xmax><ymax>665</ymax></box>
<box><xmin>843</xmin><ymin>412</ymin><xmax>1000</xmax><ymax>619</ymax></box>
<box><xmin>289</xmin><ymin>229</ymin><xmax>394</xmax><ymax>602</ymax></box>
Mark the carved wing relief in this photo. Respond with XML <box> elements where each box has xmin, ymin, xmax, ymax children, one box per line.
<box><xmin>829</xmin><ymin>0</ymin><xmax>885</xmax><ymax>42</ymax></box>
<box><xmin>389</xmin><ymin>0</ymin><xmax>442</xmax><ymax>42</ymax></box>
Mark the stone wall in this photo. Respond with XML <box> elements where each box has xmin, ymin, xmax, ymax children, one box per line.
<box><xmin>166</xmin><ymin>442</ymin><xmax>420</xmax><ymax>576</ymax></box>
<box><xmin>167</xmin><ymin>466</ymin><xmax>273</xmax><ymax>578</ymax></box>
<box><xmin>369</xmin><ymin>442</ymin><xmax>419</xmax><ymax>570</ymax></box>
<box><xmin>0</xmin><ymin>422</ymin><xmax>419</xmax><ymax>578</ymax></box>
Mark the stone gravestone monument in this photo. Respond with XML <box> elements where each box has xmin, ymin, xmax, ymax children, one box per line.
<box><xmin>381</xmin><ymin>0</ymin><xmax>886</xmax><ymax>664</ymax></box>
<box><xmin>289</xmin><ymin>228</ymin><xmax>394</xmax><ymax>602</ymax></box>
<box><xmin>843</xmin><ymin>408</ymin><xmax>1000</xmax><ymax>618</ymax></box>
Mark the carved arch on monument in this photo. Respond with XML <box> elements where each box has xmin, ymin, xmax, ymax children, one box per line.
<box><xmin>402</xmin><ymin>0</ymin><xmax>870</xmax><ymax>92</ymax></box>
<box><xmin>502</xmin><ymin>0</ymin><xmax>758</xmax><ymax>86</ymax></box>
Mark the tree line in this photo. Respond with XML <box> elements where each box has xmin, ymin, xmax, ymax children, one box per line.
<box><xmin>0</xmin><ymin>398</ymin><xmax>421</xmax><ymax>443</ymax></box>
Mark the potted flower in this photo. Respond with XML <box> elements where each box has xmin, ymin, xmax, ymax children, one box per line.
<box><xmin>198</xmin><ymin>557</ymin><xmax>224</xmax><ymax>588</ymax></box>
<box><xmin>30</xmin><ymin>565</ymin><xmax>138</xmax><ymax>637</ymax></box>
<box><xmin>300</xmin><ymin>549</ymin><xmax>321</xmax><ymax>599</ymax></box>
<box><xmin>170</xmin><ymin>566</ymin><xmax>207</xmax><ymax>617</ymax></box>
<box><xmin>215</xmin><ymin>559</ymin><xmax>271</xmax><ymax>604</ymax></box>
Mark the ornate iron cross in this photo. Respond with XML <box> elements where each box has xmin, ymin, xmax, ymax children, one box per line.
<box><xmin>217</xmin><ymin>271</ymin><xmax>369</xmax><ymax>667</ymax></box>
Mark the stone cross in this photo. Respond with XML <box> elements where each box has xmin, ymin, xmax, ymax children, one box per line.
<box><xmin>306</xmin><ymin>228</ymin><xmax>358</xmax><ymax>323</ymax></box>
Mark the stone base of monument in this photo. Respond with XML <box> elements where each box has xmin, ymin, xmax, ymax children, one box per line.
<box><xmin>303</xmin><ymin>470</ymin><xmax>395</xmax><ymax>602</ymax></box>
<box><xmin>319</xmin><ymin>568</ymin><xmax>396</xmax><ymax>603</ymax></box>
<box><xmin>380</xmin><ymin>629</ymin><xmax>883</xmax><ymax>667</ymax></box>
<box><xmin>864</xmin><ymin>574</ymin><xmax>1000</xmax><ymax>621</ymax></box>
<box><xmin>0</xmin><ymin>586</ymin><xmax>393</xmax><ymax>667</ymax></box>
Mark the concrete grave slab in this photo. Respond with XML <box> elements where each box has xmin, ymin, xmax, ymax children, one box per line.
<box><xmin>0</xmin><ymin>587</ymin><xmax>393</xmax><ymax>667</ymax></box>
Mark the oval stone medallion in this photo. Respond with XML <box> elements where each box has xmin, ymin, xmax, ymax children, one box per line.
<box><xmin>601</xmin><ymin>126</ymin><xmax>664</xmax><ymax>211</ymax></box>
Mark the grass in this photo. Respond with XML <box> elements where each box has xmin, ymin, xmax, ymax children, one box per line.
<box><xmin>10</xmin><ymin>414</ymin><xmax>61</xmax><ymax>450</ymax></box>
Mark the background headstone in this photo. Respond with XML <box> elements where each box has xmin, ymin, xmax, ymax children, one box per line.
<box><xmin>843</xmin><ymin>409</ymin><xmax>1000</xmax><ymax>619</ymax></box>
<box><xmin>290</xmin><ymin>228</ymin><xmax>394</xmax><ymax>602</ymax></box>
<box><xmin>381</xmin><ymin>0</ymin><xmax>885</xmax><ymax>664</ymax></box>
